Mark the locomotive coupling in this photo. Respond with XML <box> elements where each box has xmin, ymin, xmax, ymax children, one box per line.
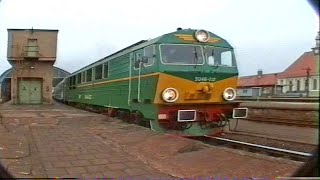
<box><xmin>196</xmin><ymin>82</ymin><xmax>214</xmax><ymax>93</ymax></box>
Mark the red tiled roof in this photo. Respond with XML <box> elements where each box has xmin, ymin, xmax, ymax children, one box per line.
<box><xmin>278</xmin><ymin>51</ymin><xmax>319</xmax><ymax>78</ymax></box>
<box><xmin>238</xmin><ymin>73</ymin><xmax>278</xmax><ymax>87</ymax></box>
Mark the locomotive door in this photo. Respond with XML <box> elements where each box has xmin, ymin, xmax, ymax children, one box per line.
<box><xmin>128</xmin><ymin>51</ymin><xmax>144</xmax><ymax>106</ymax></box>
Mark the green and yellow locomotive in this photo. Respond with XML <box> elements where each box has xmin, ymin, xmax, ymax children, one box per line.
<box><xmin>53</xmin><ymin>28</ymin><xmax>248</xmax><ymax>136</ymax></box>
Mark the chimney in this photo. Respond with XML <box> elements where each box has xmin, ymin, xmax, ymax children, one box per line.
<box><xmin>257</xmin><ymin>69</ymin><xmax>263</xmax><ymax>78</ymax></box>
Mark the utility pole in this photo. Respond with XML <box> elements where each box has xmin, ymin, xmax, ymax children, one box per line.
<box><xmin>303</xmin><ymin>67</ymin><xmax>311</xmax><ymax>97</ymax></box>
<box><xmin>274</xmin><ymin>73</ymin><xmax>278</xmax><ymax>96</ymax></box>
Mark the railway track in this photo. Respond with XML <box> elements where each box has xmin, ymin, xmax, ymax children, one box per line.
<box><xmin>236</xmin><ymin>97</ymin><xmax>319</xmax><ymax>103</ymax></box>
<box><xmin>196</xmin><ymin>136</ymin><xmax>313</xmax><ymax>162</ymax></box>
<box><xmin>243</xmin><ymin>117</ymin><xmax>318</xmax><ymax>128</ymax></box>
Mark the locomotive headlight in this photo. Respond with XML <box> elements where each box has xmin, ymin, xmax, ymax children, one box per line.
<box><xmin>162</xmin><ymin>88</ymin><xmax>179</xmax><ymax>102</ymax></box>
<box><xmin>195</xmin><ymin>30</ymin><xmax>210</xmax><ymax>42</ymax></box>
<box><xmin>223</xmin><ymin>88</ymin><xmax>236</xmax><ymax>101</ymax></box>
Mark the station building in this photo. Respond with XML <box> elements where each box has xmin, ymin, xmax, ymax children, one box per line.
<box><xmin>6</xmin><ymin>28</ymin><xmax>59</xmax><ymax>104</ymax></box>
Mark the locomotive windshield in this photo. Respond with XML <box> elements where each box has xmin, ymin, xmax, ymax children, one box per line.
<box><xmin>204</xmin><ymin>46</ymin><xmax>235</xmax><ymax>67</ymax></box>
<box><xmin>160</xmin><ymin>45</ymin><xmax>204</xmax><ymax>65</ymax></box>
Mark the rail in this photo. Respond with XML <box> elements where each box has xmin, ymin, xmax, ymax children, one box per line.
<box><xmin>236</xmin><ymin>97</ymin><xmax>319</xmax><ymax>103</ymax></box>
<box><xmin>203</xmin><ymin>136</ymin><xmax>313</xmax><ymax>161</ymax></box>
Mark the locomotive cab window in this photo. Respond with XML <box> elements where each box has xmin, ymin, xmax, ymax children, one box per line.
<box><xmin>204</xmin><ymin>46</ymin><xmax>235</xmax><ymax>67</ymax></box>
<box><xmin>160</xmin><ymin>44</ymin><xmax>204</xmax><ymax>65</ymax></box>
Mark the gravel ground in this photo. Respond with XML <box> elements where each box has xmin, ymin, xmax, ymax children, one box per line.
<box><xmin>222</xmin><ymin>132</ymin><xmax>317</xmax><ymax>153</ymax></box>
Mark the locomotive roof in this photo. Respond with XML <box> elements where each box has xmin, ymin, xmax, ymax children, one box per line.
<box><xmin>70</xmin><ymin>29</ymin><xmax>233</xmax><ymax>76</ymax></box>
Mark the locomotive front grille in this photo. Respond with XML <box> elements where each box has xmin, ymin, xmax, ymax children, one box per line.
<box><xmin>177</xmin><ymin>110</ymin><xmax>197</xmax><ymax>122</ymax></box>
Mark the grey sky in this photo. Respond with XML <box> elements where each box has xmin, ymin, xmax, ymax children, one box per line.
<box><xmin>0</xmin><ymin>0</ymin><xmax>319</xmax><ymax>76</ymax></box>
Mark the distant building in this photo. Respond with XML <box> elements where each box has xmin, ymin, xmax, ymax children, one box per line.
<box><xmin>237</xmin><ymin>32</ymin><xmax>320</xmax><ymax>98</ymax></box>
<box><xmin>237</xmin><ymin>70</ymin><xmax>281</xmax><ymax>97</ymax></box>
<box><xmin>278</xmin><ymin>32</ymin><xmax>319</xmax><ymax>97</ymax></box>
<box><xmin>277</xmin><ymin>51</ymin><xmax>319</xmax><ymax>97</ymax></box>
<box><xmin>0</xmin><ymin>67</ymin><xmax>70</xmax><ymax>103</ymax></box>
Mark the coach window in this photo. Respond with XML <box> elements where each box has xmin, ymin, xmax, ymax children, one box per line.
<box><xmin>103</xmin><ymin>62</ymin><xmax>109</xmax><ymax>78</ymax></box>
<box><xmin>77</xmin><ymin>73</ymin><xmax>81</xmax><ymax>84</ymax></box>
<box><xmin>95</xmin><ymin>64</ymin><xmax>103</xmax><ymax>80</ymax></box>
<box><xmin>73</xmin><ymin>76</ymin><xmax>76</xmax><ymax>88</ymax></box>
<box><xmin>143</xmin><ymin>45</ymin><xmax>155</xmax><ymax>67</ymax></box>
<box><xmin>81</xmin><ymin>71</ymin><xmax>86</xmax><ymax>83</ymax></box>
<box><xmin>68</xmin><ymin>78</ymin><xmax>72</xmax><ymax>89</ymax></box>
<box><xmin>86</xmin><ymin>69</ymin><xmax>92</xmax><ymax>82</ymax></box>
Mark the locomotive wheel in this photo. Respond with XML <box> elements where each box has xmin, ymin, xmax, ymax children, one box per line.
<box><xmin>107</xmin><ymin>108</ymin><xmax>118</xmax><ymax>117</ymax></box>
<box><xmin>130</xmin><ymin>111</ymin><xmax>143</xmax><ymax>125</ymax></box>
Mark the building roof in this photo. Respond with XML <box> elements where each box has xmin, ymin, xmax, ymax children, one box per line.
<box><xmin>0</xmin><ymin>66</ymin><xmax>70</xmax><ymax>83</ymax></box>
<box><xmin>238</xmin><ymin>73</ymin><xmax>279</xmax><ymax>88</ymax></box>
<box><xmin>278</xmin><ymin>51</ymin><xmax>319</xmax><ymax>79</ymax></box>
<box><xmin>7</xmin><ymin>28</ymin><xmax>59</xmax><ymax>32</ymax></box>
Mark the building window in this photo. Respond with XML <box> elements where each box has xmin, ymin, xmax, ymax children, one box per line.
<box><xmin>103</xmin><ymin>62</ymin><xmax>109</xmax><ymax>78</ymax></box>
<box><xmin>95</xmin><ymin>64</ymin><xmax>103</xmax><ymax>80</ymax></box>
<box><xmin>296</xmin><ymin>80</ymin><xmax>300</xmax><ymax>91</ymax></box>
<box><xmin>86</xmin><ymin>69</ymin><xmax>92</xmax><ymax>82</ymax></box>
<box><xmin>242</xmin><ymin>89</ymin><xmax>247</xmax><ymax>93</ymax></box>
<box><xmin>25</xmin><ymin>38</ymin><xmax>38</xmax><ymax>57</ymax></box>
<box><xmin>289</xmin><ymin>81</ymin><xmax>293</xmax><ymax>91</ymax></box>
<box><xmin>313</xmin><ymin>79</ymin><xmax>318</xmax><ymax>90</ymax></box>
<box><xmin>280</xmin><ymin>80</ymin><xmax>283</xmax><ymax>85</ymax></box>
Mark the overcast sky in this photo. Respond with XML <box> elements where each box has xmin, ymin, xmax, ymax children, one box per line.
<box><xmin>0</xmin><ymin>0</ymin><xmax>319</xmax><ymax>76</ymax></box>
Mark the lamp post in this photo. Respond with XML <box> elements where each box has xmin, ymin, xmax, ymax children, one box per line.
<box><xmin>302</xmin><ymin>67</ymin><xmax>311</xmax><ymax>97</ymax></box>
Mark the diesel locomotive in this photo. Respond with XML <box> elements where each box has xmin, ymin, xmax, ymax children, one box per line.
<box><xmin>53</xmin><ymin>28</ymin><xmax>248</xmax><ymax>136</ymax></box>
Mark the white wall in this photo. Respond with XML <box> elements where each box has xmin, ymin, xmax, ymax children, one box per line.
<box><xmin>278</xmin><ymin>75</ymin><xmax>319</xmax><ymax>93</ymax></box>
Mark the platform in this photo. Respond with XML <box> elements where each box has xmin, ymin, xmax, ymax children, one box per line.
<box><xmin>0</xmin><ymin>102</ymin><xmax>304</xmax><ymax>178</ymax></box>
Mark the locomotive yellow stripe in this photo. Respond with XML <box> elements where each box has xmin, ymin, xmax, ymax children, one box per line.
<box><xmin>76</xmin><ymin>72</ymin><xmax>160</xmax><ymax>88</ymax></box>
<box><xmin>174</xmin><ymin>34</ymin><xmax>221</xmax><ymax>43</ymax></box>
<box><xmin>154</xmin><ymin>73</ymin><xmax>238</xmax><ymax>104</ymax></box>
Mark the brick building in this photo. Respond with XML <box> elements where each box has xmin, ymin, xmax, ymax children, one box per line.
<box><xmin>7</xmin><ymin>28</ymin><xmax>58</xmax><ymax>104</ymax></box>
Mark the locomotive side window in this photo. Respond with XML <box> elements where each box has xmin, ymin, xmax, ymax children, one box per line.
<box><xmin>143</xmin><ymin>45</ymin><xmax>155</xmax><ymax>67</ymax></box>
<box><xmin>103</xmin><ymin>62</ymin><xmax>109</xmax><ymax>78</ymax></box>
<box><xmin>86</xmin><ymin>68</ymin><xmax>92</xmax><ymax>82</ymax></box>
<box><xmin>95</xmin><ymin>64</ymin><xmax>103</xmax><ymax>80</ymax></box>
